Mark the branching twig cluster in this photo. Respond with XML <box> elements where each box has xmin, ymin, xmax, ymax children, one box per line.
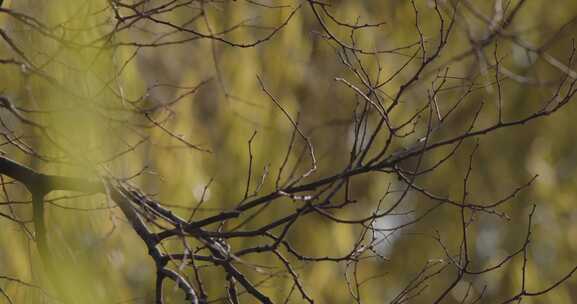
<box><xmin>0</xmin><ymin>0</ymin><xmax>576</xmax><ymax>303</ymax></box>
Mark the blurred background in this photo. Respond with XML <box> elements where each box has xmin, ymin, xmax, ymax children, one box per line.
<box><xmin>1</xmin><ymin>0</ymin><xmax>577</xmax><ymax>303</ymax></box>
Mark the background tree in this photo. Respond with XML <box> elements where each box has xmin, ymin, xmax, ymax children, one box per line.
<box><xmin>0</xmin><ymin>0</ymin><xmax>577</xmax><ymax>303</ymax></box>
